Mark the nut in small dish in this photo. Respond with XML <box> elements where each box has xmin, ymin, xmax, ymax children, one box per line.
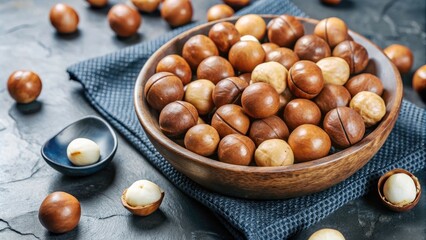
<box><xmin>122</xmin><ymin>180</ymin><xmax>165</xmax><ymax>216</ymax></box>
<box><xmin>378</xmin><ymin>169</ymin><xmax>421</xmax><ymax>212</ymax></box>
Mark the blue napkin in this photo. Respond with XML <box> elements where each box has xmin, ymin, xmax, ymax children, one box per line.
<box><xmin>67</xmin><ymin>0</ymin><xmax>426</xmax><ymax>239</ymax></box>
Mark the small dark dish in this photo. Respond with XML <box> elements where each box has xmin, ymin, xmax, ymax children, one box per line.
<box><xmin>41</xmin><ymin>116</ymin><xmax>118</xmax><ymax>176</ymax></box>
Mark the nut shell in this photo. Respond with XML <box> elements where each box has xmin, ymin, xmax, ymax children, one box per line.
<box><xmin>249</xmin><ymin>115</ymin><xmax>289</xmax><ymax>146</ymax></box>
<box><xmin>377</xmin><ymin>169</ymin><xmax>421</xmax><ymax>212</ymax></box>
<box><xmin>161</xmin><ymin>0</ymin><xmax>193</xmax><ymax>27</ymax></box>
<box><xmin>212</xmin><ymin>77</ymin><xmax>248</xmax><ymax>107</ymax></box>
<box><xmin>121</xmin><ymin>189</ymin><xmax>164</xmax><ymax>216</ymax></box>
<box><xmin>207</xmin><ymin>4</ymin><xmax>234</xmax><ymax>22</ymax></box>
<box><xmin>159</xmin><ymin>101</ymin><xmax>198</xmax><ymax>137</ymax></box>
<box><xmin>333</xmin><ymin>40</ymin><xmax>369</xmax><ymax>74</ymax></box>
<box><xmin>108</xmin><ymin>4</ymin><xmax>141</xmax><ymax>37</ymax></box>
<box><xmin>208</xmin><ymin>22</ymin><xmax>240</xmax><ymax>53</ymax></box>
<box><xmin>184</xmin><ymin>79</ymin><xmax>215</xmax><ymax>115</ymax></box>
<box><xmin>211</xmin><ymin>104</ymin><xmax>250</xmax><ymax>137</ymax></box>
<box><xmin>241</xmin><ymin>83</ymin><xmax>280</xmax><ymax>119</ymax></box>
<box><xmin>156</xmin><ymin>54</ymin><xmax>192</xmax><ymax>85</ymax></box>
<box><xmin>294</xmin><ymin>35</ymin><xmax>331</xmax><ymax>63</ymax></box>
<box><xmin>218</xmin><ymin>134</ymin><xmax>255</xmax><ymax>166</ymax></box>
<box><xmin>197</xmin><ymin>56</ymin><xmax>235</xmax><ymax>84</ymax></box>
<box><xmin>131</xmin><ymin>0</ymin><xmax>160</xmax><ymax>12</ymax></box>
<box><xmin>265</xmin><ymin>48</ymin><xmax>299</xmax><ymax>70</ymax></box>
<box><xmin>314</xmin><ymin>17</ymin><xmax>348</xmax><ymax>48</ymax></box>
<box><xmin>7</xmin><ymin>70</ymin><xmax>42</xmax><ymax>104</ymax></box>
<box><xmin>144</xmin><ymin>72</ymin><xmax>184</xmax><ymax>111</ymax></box>
<box><xmin>283</xmin><ymin>98</ymin><xmax>321</xmax><ymax>130</ymax></box>
<box><xmin>267</xmin><ymin>15</ymin><xmax>304</xmax><ymax>47</ymax></box>
<box><xmin>184</xmin><ymin>124</ymin><xmax>220</xmax><ymax>156</ymax></box>
<box><xmin>413</xmin><ymin>64</ymin><xmax>426</xmax><ymax>100</ymax></box>
<box><xmin>314</xmin><ymin>84</ymin><xmax>351</xmax><ymax>114</ymax></box>
<box><xmin>323</xmin><ymin>107</ymin><xmax>365</xmax><ymax>148</ymax></box>
<box><xmin>229</xmin><ymin>41</ymin><xmax>265</xmax><ymax>73</ymax></box>
<box><xmin>235</xmin><ymin>14</ymin><xmax>266</xmax><ymax>41</ymax></box>
<box><xmin>182</xmin><ymin>35</ymin><xmax>219</xmax><ymax>69</ymax></box>
<box><xmin>49</xmin><ymin>4</ymin><xmax>79</xmax><ymax>34</ymax></box>
<box><xmin>38</xmin><ymin>192</ymin><xmax>81</xmax><ymax>234</ymax></box>
<box><xmin>288</xmin><ymin>60</ymin><xmax>324</xmax><ymax>99</ymax></box>
<box><xmin>383</xmin><ymin>44</ymin><xmax>413</xmax><ymax>74</ymax></box>
<box><xmin>345</xmin><ymin>73</ymin><xmax>384</xmax><ymax>97</ymax></box>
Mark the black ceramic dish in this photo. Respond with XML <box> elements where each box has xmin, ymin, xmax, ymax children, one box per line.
<box><xmin>41</xmin><ymin>116</ymin><xmax>118</xmax><ymax>176</ymax></box>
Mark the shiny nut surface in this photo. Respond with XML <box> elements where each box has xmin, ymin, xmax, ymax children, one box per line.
<box><xmin>350</xmin><ymin>91</ymin><xmax>386</xmax><ymax>127</ymax></box>
<box><xmin>229</xmin><ymin>41</ymin><xmax>265</xmax><ymax>73</ymax></box>
<box><xmin>333</xmin><ymin>40</ymin><xmax>369</xmax><ymax>74</ymax></box>
<box><xmin>283</xmin><ymin>98</ymin><xmax>321</xmax><ymax>130</ymax></box>
<box><xmin>255</xmin><ymin>139</ymin><xmax>294</xmax><ymax>167</ymax></box>
<box><xmin>207</xmin><ymin>4</ymin><xmax>234</xmax><ymax>22</ymax></box>
<box><xmin>384</xmin><ymin>44</ymin><xmax>414</xmax><ymax>74</ymax></box>
<box><xmin>212</xmin><ymin>77</ymin><xmax>248</xmax><ymax>107</ymax></box>
<box><xmin>108</xmin><ymin>4</ymin><xmax>141</xmax><ymax>37</ymax></box>
<box><xmin>7</xmin><ymin>70</ymin><xmax>42</xmax><ymax>104</ymax></box>
<box><xmin>182</xmin><ymin>34</ymin><xmax>219</xmax><ymax>69</ymax></box>
<box><xmin>38</xmin><ymin>192</ymin><xmax>81</xmax><ymax>234</ymax></box>
<box><xmin>131</xmin><ymin>0</ymin><xmax>160</xmax><ymax>12</ymax></box>
<box><xmin>159</xmin><ymin>101</ymin><xmax>198</xmax><ymax>137</ymax></box>
<box><xmin>323</xmin><ymin>106</ymin><xmax>365</xmax><ymax>148</ymax></box>
<box><xmin>265</xmin><ymin>47</ymin><xmax>299</xmax><ymax>70</ymax></box>
<box><xmin>241</xmin><ymin>82</ymin><xmax>280</xmax><ymax>119</ymax></box>
<box><xmin>288</xmin><ymin>124</ymin><xmax>331</xmax><ymax>163</ymax></box>
<box><xmin>413</xmin><ymin>64</ymin><xmax>426</xmax><ymax>100</ymax></box>
<box><xmin>235</xmin><ymin>14</ymin><xmax>266</xmax><ymax>40</ymax></box>
<box><xmin>288</xmin><ymin>60</ymin><xmax>324</xmax><ymax>99</ymax></box>
<box><xmin>161</xmin><ymin>0</ymin><xmax>193</xmax><ymax>27</ymax></box>
<box><xmin>314</xmin><ymin>84</ymin><xmax>351</xmax><ymax>114</ymax></box>
<box><xmin>294</xmin><ymin>35</ymin><xmax>331</xmax><ymax>62</ymax></box>
<box><xmin>267</xmin><ymin>15</ymin><xmax>304</xmax><ymax>47</ymax></box>
<box><xmin>156</xmin><ymin>54</ymin><xmax>192</xmax><ymax>85</ymax></box>
<box><xmin>345</xmin><ymin>73</ymin><xmax>384</xmax><ymax>97</ymax></box>
<box><xmin>49</xmin><ymin>3</ymin><xmax>79</xmax><ymax>34</ymax></box>
<box><xmin>144</xmin><ymin>72</ymin><xmax>184</xmax><ymax>111</ymax></box>
<box><xmin>314</xmin><ymin>17</ymin><xmax>348</xmax><ymax>48</ymax></box>
<box><xmin>197</xmin><ymin>56</ymin><xmax>235</xmax><ymax>84</ymax></box>
<box><xmin>218</xmin><ymin>134</ymin><xmax>255</xmax><ymax>166</ymax></box>
<box><xmin>249</xmin><ymin>115</ymin><xmax>289</xmax><ymax>147</ymax></box>
<box><xmin>211</xmin><ymin>104</ymin><xmax>250</xmax><ymax>137</ymax></box>
<box><xmin>208</xmin><ymin>22</ymin><xmax>240</xmax><ymax>53</ymax></box>
<box><xmin>184</xmin><ymin>124</ymin><xmax>220</xmax><ymax>156</ymax></box>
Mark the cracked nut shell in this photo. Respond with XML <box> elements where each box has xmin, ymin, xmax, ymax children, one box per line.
<box><xmin>218</xmin><ymin>134</ymin><xmax>255</xmax><ymax>166</ymax></box>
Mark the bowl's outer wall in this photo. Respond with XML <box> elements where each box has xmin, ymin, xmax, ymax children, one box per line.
<box><xmin>135</xmin><ymin>16</ymin><xmax>403</xmax><ymax>199</ymax></box>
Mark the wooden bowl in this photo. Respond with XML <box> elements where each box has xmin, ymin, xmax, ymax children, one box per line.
<box><xmin>134</xmin><ymin>16</ymin><xmax>403</xmax><ymax>199</ymax></box>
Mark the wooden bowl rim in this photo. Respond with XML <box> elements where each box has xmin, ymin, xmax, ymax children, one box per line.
<box><xmin>134</xmin><ymin>15</ymin><xmax>403</xmax><ymax>174</ymax></box>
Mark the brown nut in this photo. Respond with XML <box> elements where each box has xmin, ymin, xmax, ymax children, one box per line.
<box><xmin>377</xmin><ymin>169</ymin><xmax>422</xmax><ymax>212</ymax></box>
<box><xmin>241</xmin><ymin>82</ymin><xmax>280</xmax><ymax>119</ymax></box>
<box><xmin>211</xmin><ymin>104</ymin><xmax>250</xmax><ymax>137</ymax></box>
<box><xmin>86</xmin><ymin>0</ymin><xmax>108</xmax><ymax>8</ymax></box>
<box><xmin>350</xmin><ymin>91</ymin><xmax>386</xmax><ymax>127</ymax></box>
<box><xmin>131</xmin><ymin>0</ymin><xmax>160</xmax><ymax>12</ymax></box>
<box><xmin>413</xmin><ymin>64</ymin><xmax>426</xmax><ymax>100</ymax></box>
<box><xmin>108</xmin><ymin>4</ymin><xmax>141</xmax><ymax>37</ymax></box>
<box><xmin>323</xmin><ymin>106</ymin><xmax>365</xmax><ymax>148</ymax></box>
<box><xmin>383</xmin><ymin>44</ymin><xmax>414</xmax><ymax>74</ymax></box>
<box><xmin>294</xmin><ymin>35</ymin><xmax>331</xmax><ymax>63</ymax></box>
<box><xmin>159</xmin><ymin>101</ymin><xmax>198</xmax><ymax>137</ymax></box>
<box><xmin>38</xmin><ymin>192</ymin><xmax>81</xmax><ymax>234</ymax></box>
<box><xmin>218</xmin><ymin>134</ymin><xmax>255</xmax><ymax>166</ymax></box>
<box><xmin>262</xmin><ymin>43</ymin><xmax>280</xmax><ymax>55</ymax></box>
<box><xmin>265</xmin><ymin>48</ymin><xmax>299</xmax><ymax>70</ymax></box>
<box><xmin>316</xmin><ymin>57</ymin><xmax>350</xmax><ymax>85</ymax></box>
<box><xmin>207</xmin><ymin>4</ymin><xmax>234</xmax><ymax>22</ymax></box>
<box><xmin>288</xmin><ymin>124</ymin><xmax>331</xmax><ymax>163</ymax></box>
<box><xmin>267</xmin><ymin>15</ymin><xmax>304</xmax><ymax>48</ymax></box>
<box><xmin>333</xmin><ymin>40</ymin><xmax>369</xmax><ymax>74</ymax></box>
<box><xmin>239</xmin><ymin>73</ymin><xmax>252</xmax><ymax>84</ymax></box>
<box><xmin>314</xmin><ymin>17</ymin><xmax>348</xmax><ymax>48</ymax></box>
<box><xmin>156</xmin><ymin>54</ymin><xmax>192</xmax><ymax>85</ymax></box>
<box><xmin>197</xmin><ymin>56</ymin><xmax>235</xmax><ymax>84</ymax></box>
<box><xmin>144</xmin><ymin>72</ymin><xmax>184</xmax><ymax>111</ymax></box>
<box><xmin>212</xmin><ymin>77</ymin><xmax>248</xmax><ymax>107</ymax></box>
<box><xmin>184</xmin><ymin>79</ymin><xmax>215</xmax><ymax>115</ymax></box>
<box><xmin>283</xmin><ymin>98</ymin><xmax>321</xmax><ymax>130</ymax></box>
<box><xmin>182</xmin><ymin>34</ymin><xmax>219</xmax><ymax>70</ymax></box>
<box><xmin>249</xmin><ymin>115</ymin><xmax>289</xmax><ymax>146</ymax></box>
<box><xmin>288</xmin><ymin>60</ymin><xmax>324</xmax><ymax>99</ymax></box>
<box><xmin>255</xmin><ymin>139</ymin><xmax>294</xmax><ymax>167</ymax></box>
<box><xmin>208</xmin><ymin>22</ymin><xmax>240</xmax><ymax>53</ymax></box>
<box><xmin>314</xmin><ymin>84</ymin><xmax>351</xmax><ymax>114</ymax></box>
<box><xmin>49</xmin><ymin>4</ymin><xmax>79</xmax><ymax>34</ymax></box>
<box><xmin>161</xmin><ymin>0</ymin><xmax>193</xmax><ymax>27</ymax></box>
<box><xmin>184</xmin><ymin>124</ymin><xmax>220</xmax><ymax>156</ymax></box>
<box><xmin>7</xmin><ymin>70</ymin><xmax>42</xmax><ymax>104</ymax></box>
<box><xmin>278</xmin><ymin>88</ymin><xmax>294</xmax><ymax>112</ymax></box>
<box><xmin>223</xmin><ymin>0</ymin><xmax>250</xmax><ymax>8</ymax></box>
<box><xmin>345</xmin><ymin>73</ymin><xmax>384</xmax><ymax>97</ymax></box>
<box><xmin>251</xmin><ymin>62</ymin><xmax>288</xmax><ymax>94</ymax></box>
<box><xmin>229</xmin><ymin>41</ymin><xmax>265</xmax><ymax>73</ymax></box>
<box><xmin>235</xmin><ymin>14</ymin><xmax>266</xmax><ymax>41</ymax></box>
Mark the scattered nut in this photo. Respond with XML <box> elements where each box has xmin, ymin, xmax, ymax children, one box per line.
<box><xmin>49</xmin><ymin>4</ymin><xmax>79</xmax><ymax>34</ymax></box>
<box><xmin>7</xmin><ymin>70</ymin><xmax>42</xmax><ymax>104</ymax></box>
<box><xmin>108</xmin><ymin>4</ymin><xmax>141</xmax><ymax>37</ymax></box>
<box><xmin>384</xmin><ymin>44</ymin><xmax>414</xmax><ymax>74</ymax></box>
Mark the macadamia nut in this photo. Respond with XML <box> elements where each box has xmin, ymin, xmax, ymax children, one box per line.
<box><xmin>350</xmin><ymin>91</ymin><xmax>386</xmax><ymax>127</ymax></box>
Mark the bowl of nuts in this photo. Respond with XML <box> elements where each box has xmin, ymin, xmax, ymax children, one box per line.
<box><xmin>134</xmin><ymin>15</ymin><xmax>403</xmax><ymax>199</ymax></box>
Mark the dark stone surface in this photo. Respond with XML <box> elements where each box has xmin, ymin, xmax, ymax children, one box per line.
<box><xmin>0</xmin><ymin>0</ymin><xmax>424</xmax><ymax>239</ymax></box>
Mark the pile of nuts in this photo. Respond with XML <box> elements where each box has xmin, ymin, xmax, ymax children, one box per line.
<box><xmin>144</xmin><ymin>14</ymin><xmax>389</xmax><ymax>166</ymax></box>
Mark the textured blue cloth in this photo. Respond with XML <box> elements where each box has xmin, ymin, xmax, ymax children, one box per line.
<box><xmin>67</xmin><ymin>0</ymin><xmax>426</xmax><ymax>239</ymax></box>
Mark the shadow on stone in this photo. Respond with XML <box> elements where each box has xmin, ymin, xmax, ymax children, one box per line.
<box><xmin>113</xmin><ymin>32</ymin><xmax>143</xmax><ymax>46</ymax></box>
<box><xmin>129</xmin><ymin>209</ymin><xmax>168</xmax><ymax>231</ymax></box>
<box><xmin>15</xmin><ymin>101</ymin><xmax>43</xmax><ymax>114</ymax></box>
<box><xmin>49</xmin><ymin>161</ymin><xmax>117</xmax><ymax>200</ymax></box>
<box><xmin>54</xmin><ymin>29</ymin><xmax>82</xmax><ymax>41</ymax></box>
